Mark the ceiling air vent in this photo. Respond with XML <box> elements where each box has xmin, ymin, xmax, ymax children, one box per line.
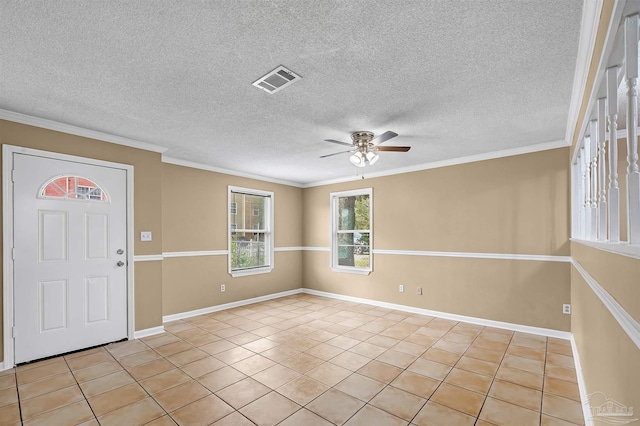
<box><xmin>252</xmin><ymin>65</ymin><xmax>301</xmax><ymax>94</ymax></box>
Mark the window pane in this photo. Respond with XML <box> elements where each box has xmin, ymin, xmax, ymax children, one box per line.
<box><xmin>41</xmin><ymin>175</ymin><xmax>107</xmax><ymax>202</ymax></box>
<box><xmin>231</xmin><ymin>232</ymin><xmax>267</xmax><ymax>269</ymax></box>
<box><xmin>245</xmin><ymin>194</ymin><xmax>265</xmax><ymax>229</ymax></box>
<box><xmin>230</xmin><ymin>192</ymin><xmax>266</xmax><ymax>230</ymax></box>
<box><xmin>337</xmin><ymin>232</ymin><xmax>370</xmax><ymax>267</ymax></box>
<box><xmin>338</xmin><ymin>194</ymin><xmax>369</xmax><ymax>231</ymax></box>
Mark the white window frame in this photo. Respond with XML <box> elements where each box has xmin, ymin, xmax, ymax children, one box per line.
<box><xmin>330</xmin><ymin>188</ymin><xmax>373</xmax><ymax>275</ymax></box>
<box><xmin>228</xmin><ymin>186</ymin><xmax>274</xmax><ymax>277</ymax></box>
<box><xmin>77</xmin><ymin>185</ymin><xmax>103</xmax><ymax>201</ymax></box>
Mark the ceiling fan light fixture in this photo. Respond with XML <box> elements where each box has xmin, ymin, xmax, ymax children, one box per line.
<box><xmin>350</xmin><ymin>152</ymin><xmax>366</xmax><ymax>167</ymax></box>
<box><xmin>321</xmin><ymin>130</ymin><xmax>408</xmax><ymax>168</ymax></box>
<box><xmin>365</xmin><ymin>151</ymin><xmax>379</xmax><ymax>165</ymax></box>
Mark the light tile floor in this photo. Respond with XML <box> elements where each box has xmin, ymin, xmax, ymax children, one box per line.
<box><xmin>0</xmin><ymin>294</ymin><xmax>585</xmax><ymax>425</ymax></box>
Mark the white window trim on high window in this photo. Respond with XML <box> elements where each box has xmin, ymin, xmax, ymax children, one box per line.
<box><xmin>228</xmin><ymin>186</ymin><xmax>274</xmax><ymax>277</ymax></box>
<box><xmin>330</xmin><ymin>188</ymin><xmax>373</xmax><ymax>275</ymax></box>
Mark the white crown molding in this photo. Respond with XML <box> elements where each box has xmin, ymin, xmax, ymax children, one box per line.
<box><xmin>571</xmin><ymin>335</ymin><xmax>595</xmax><ymax>426</ymax></box>
<box><xmin>303</xmin><ymin>139</ymin><xmax>568</xmax><ymax>188</ymax></box>
<box><xmin>162</xmin><ymin>156</ymin><xmax>303</xmax><ymax>188</ymax></box>
<box><xmin>302</xmin><ymin>288</ymin><xmax>571</xmax><ymax>339</ymax></box>
<box><xmin>162</xmin><ymin>288</ymin><xmax>304</xmax><ymax>323</ymax></box>
<box><xmin>571</xmin><ymin>238</ymin><xmax>640</xmax><ymax>259</ymax></box>
<box><xmin>572</xmin><ymin>259</ymin><xmax>640</xmax><ymax>350</ymax></box>
<box><xmin>373</xmin><ymin>249</ymin><xmax>570</xmax><ymax>263</ymax></box>
<box><xmin>0</xmin><ymin>109</ymin><xmax>571</xmax><ymax>188</ymax></box>
<box><xmin>0</xmin><ymin>109</ymin><xmax>167</xmax><ymax>154</ymax></box>
<box><xmin>133</xmin><ymin>254</ymin><xmax>163</xmax><ymax>262</ymax></box>
<box><xmin>163</xmin><ymin>250</ymin><xmax>227</xmax><ymax>258</ymax></box>
<box><xmin>133</xmin><ymin>326</ymin><xmax>165</xmax><ymax>339</ymax></box>
<box><xmin>565</xmin><ymin>0</ymin><xmax>604</xmax><ymax>147</ymax></box>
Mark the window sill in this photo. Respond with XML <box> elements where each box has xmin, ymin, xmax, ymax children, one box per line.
<box><xmin>230</xmin><ymin>267</ymin><xmax>273</xmax><ymax>277</ymax></box>
<box><xmin>330</xmin><ymin>266</ymin><xmax>372</xmax><ymax>276</ymax></box>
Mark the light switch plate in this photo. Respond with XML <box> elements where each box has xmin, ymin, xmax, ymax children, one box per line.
<box><xmin>140</xmin><ymin>231</ymin><xmax>152</xmax><ymax>242</ymax></box>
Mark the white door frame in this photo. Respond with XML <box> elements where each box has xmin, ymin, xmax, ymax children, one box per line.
<box><xmin>2</xmin><ymin>145</ymin><xmax>135</xmax><ymax>369</ymax></box>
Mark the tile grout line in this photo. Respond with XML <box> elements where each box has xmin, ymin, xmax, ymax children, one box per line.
<box><xmin>62</xmin><ymin>354</ymin><xmax>102</xmax><ymax>424</ymax></box>
<box><xmin>13</xmin><ymin>368</ymin><xmax>24</xmax><ymax>425</ymax></box>
<box><xmin>123</xmin><ymin>339</ymin><xmax>174</xmax><ymax>424</ymax></box>
<box><xmin>539</xmin><ymin>337</ymin><xmax>548</xmax><ymax>425</ymax></box>
<box><xmin>11</xmin><ymin>294</ymin><xmax>581</xmax><ymax>426</ymax></box>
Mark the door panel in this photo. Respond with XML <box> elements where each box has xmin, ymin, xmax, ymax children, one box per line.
<box><xmin>40</xmin><ymin>279</ymin><xmax>68</xmax><ymax>332</ymax></box>
<box><xmin>85</xmin><ymin>213</ymin><xmax>109</xmax><ymax>259</ymax></box>
<box><xmin>86</xmin><ymin>276</ymin><xmax>109</xmax><ymax>323</ymax></box>
<box><xmin>39</xmin><ymin>210</ymin><xmax>68</xmax><ymax>262</ymax></box>
<box><xmin>13</xmin><ymin>153</ymin><xmax>128</xmax><ymax>363</ymax></box>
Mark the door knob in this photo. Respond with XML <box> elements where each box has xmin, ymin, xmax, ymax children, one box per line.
<box><xmin>117</xmin><ymin>261</ymin><xmax>125</xmax><ymax>267</ymax></box>
<box><xmin>117</xmin><ymin>249</ymin><xmax>124</xmax><ymax>255</ymax></box>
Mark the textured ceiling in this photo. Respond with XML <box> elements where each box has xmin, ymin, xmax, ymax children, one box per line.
<box><xmin>1</xmin><ymin>1</ymin><xmax>583</xmax><ymax>185</ymax></box>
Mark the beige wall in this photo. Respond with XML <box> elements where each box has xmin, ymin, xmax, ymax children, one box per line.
<box><xmin>572</xmin><ymin>243</ymin><xmax>640</xmax><ymax>320</ymax></box>
<box><xmin>0</xmin><ymin>119</ymin><xmax>164</xmax><ymax>363</ymax></box>
<box><xmin>161</xmin><ymin>163</ymin><xmax>303</xmax><ymax>316</ymax></box>
<box><xmin>571</xmin><ymin>264</ymin><xmax>640</xmax><ymax>416</ymax></box>
<box><xmin>303</xmin><ymin>148</ymin><xmax>571</xmax><ymax>331</ymax></box>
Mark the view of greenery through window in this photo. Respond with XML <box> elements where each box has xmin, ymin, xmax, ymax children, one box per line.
<box><xmin>230</xmin><ymin>192</ymin><xmax>268</xmax><ymax>270</ymax></box>
<box><xmin>337</xmin><ymin>193</ymin><xmax>370</xmax><ymax>268</ymax></box>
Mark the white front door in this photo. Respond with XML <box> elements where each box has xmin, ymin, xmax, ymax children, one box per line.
<box><xmin>12</xmin><ymin>153</ymin><xmax>128</xmax><ymax>363</ymax></box>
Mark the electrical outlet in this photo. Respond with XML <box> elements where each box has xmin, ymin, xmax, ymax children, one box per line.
<box><xmin>563</xmin><ymin>304</ymin><xmax>571</xmax><ymax>314</ymax></box>
<box><xmin>399</xmin><ymin>284</ymin><xmax>404</xmax><ymax>293</ymax></box>
<box><xmin>140</xmin><ymin>231</ymin><xmax>152</xmax><ymax>241</ymax></box>
<box><xmin>417</xmin><ymin>287</ymin><xmax>422</xmax><ymax>295</ymax></box>
<box><xmin>220</xmin><ymin>284</ymin><xmax>226</xmax><ymax>292</ymax></box>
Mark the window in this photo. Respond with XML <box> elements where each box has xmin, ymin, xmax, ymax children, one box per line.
<box><xmin>40</xmin><ymin>175</ymin><xmax>107</xmax><ymax>202</ymax></box>
<box><xmin>77</xmin><ymin>185</ymin><xmax>103</xmax><ymax>201</ymax></box>
<box><xmin>330</xmin><ymin>188</ymin><xmax>372</xmax><ymax>274</ymax></box>
<box><xmin>228</xmin><ymin>186</ymin><xmax>274</xmax><ymax>276</ymax></box>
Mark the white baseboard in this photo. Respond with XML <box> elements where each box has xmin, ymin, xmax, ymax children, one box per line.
<box><xmin>134</xmin><ymin>326</ymin><xmax>165</xmax><ymax>339</ymax></box>
<box><xmin>160</xmin><ymin>286</ymin><xmax>571</xmax><ymax>339</ymax></box>
<box><xmin>162</xmin><ymin>288</ymin><xmax>304</xmax><ymax>323</ymax></box>
<box><xmin>301</xmin><ymin>288</ymin><xmax>572</xmax><ymax>340</ymax></box>
<box><xmin>571</xmin><ymin>335</ymin><xmax>594</xmax><ymax>426</ymax></box>
<box><xmin>0</xmin><ymin>362</ymin><xmax>5</xmax><ymax>372</ymax></box>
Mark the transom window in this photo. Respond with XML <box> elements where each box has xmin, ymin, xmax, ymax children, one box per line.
<box><xmin>40</xmin><ymin>176</ymin><xmax>108</xmax><ymax>202</ymax></box>
<box><xmin>228</xmin><ymin>186</ymin><xmax>274</xmax><ymax>277</ymax></box>
<box><xmin>330</xmin><ymin>188</ymin><xmax>372</xmax><ymax>274</ymax></box>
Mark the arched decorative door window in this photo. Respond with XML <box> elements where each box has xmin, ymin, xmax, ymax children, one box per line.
<box><xmin>39</xmin><ymin>175</ymin><xmax>108</xmax><ymax>202</ymax></box>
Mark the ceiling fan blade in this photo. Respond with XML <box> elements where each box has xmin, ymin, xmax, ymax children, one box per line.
<box><xmin>371</xmin><ymin>131</ymin><xmax>398</xmax><ymax>145</ymax></box>
<box><xmin>320</xmin><ymin>150</ymin><xmax>354</xmax><ymax>158</ymax></box>
<box><xmin>376</xmin><ymin>146</ymin><xmax>411</xmax><ymax>152</ymax></box>
<box><xmin>324</xmin><ymin>139</ymin><xmax>353</xmax><ymax>147</ymax></box>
